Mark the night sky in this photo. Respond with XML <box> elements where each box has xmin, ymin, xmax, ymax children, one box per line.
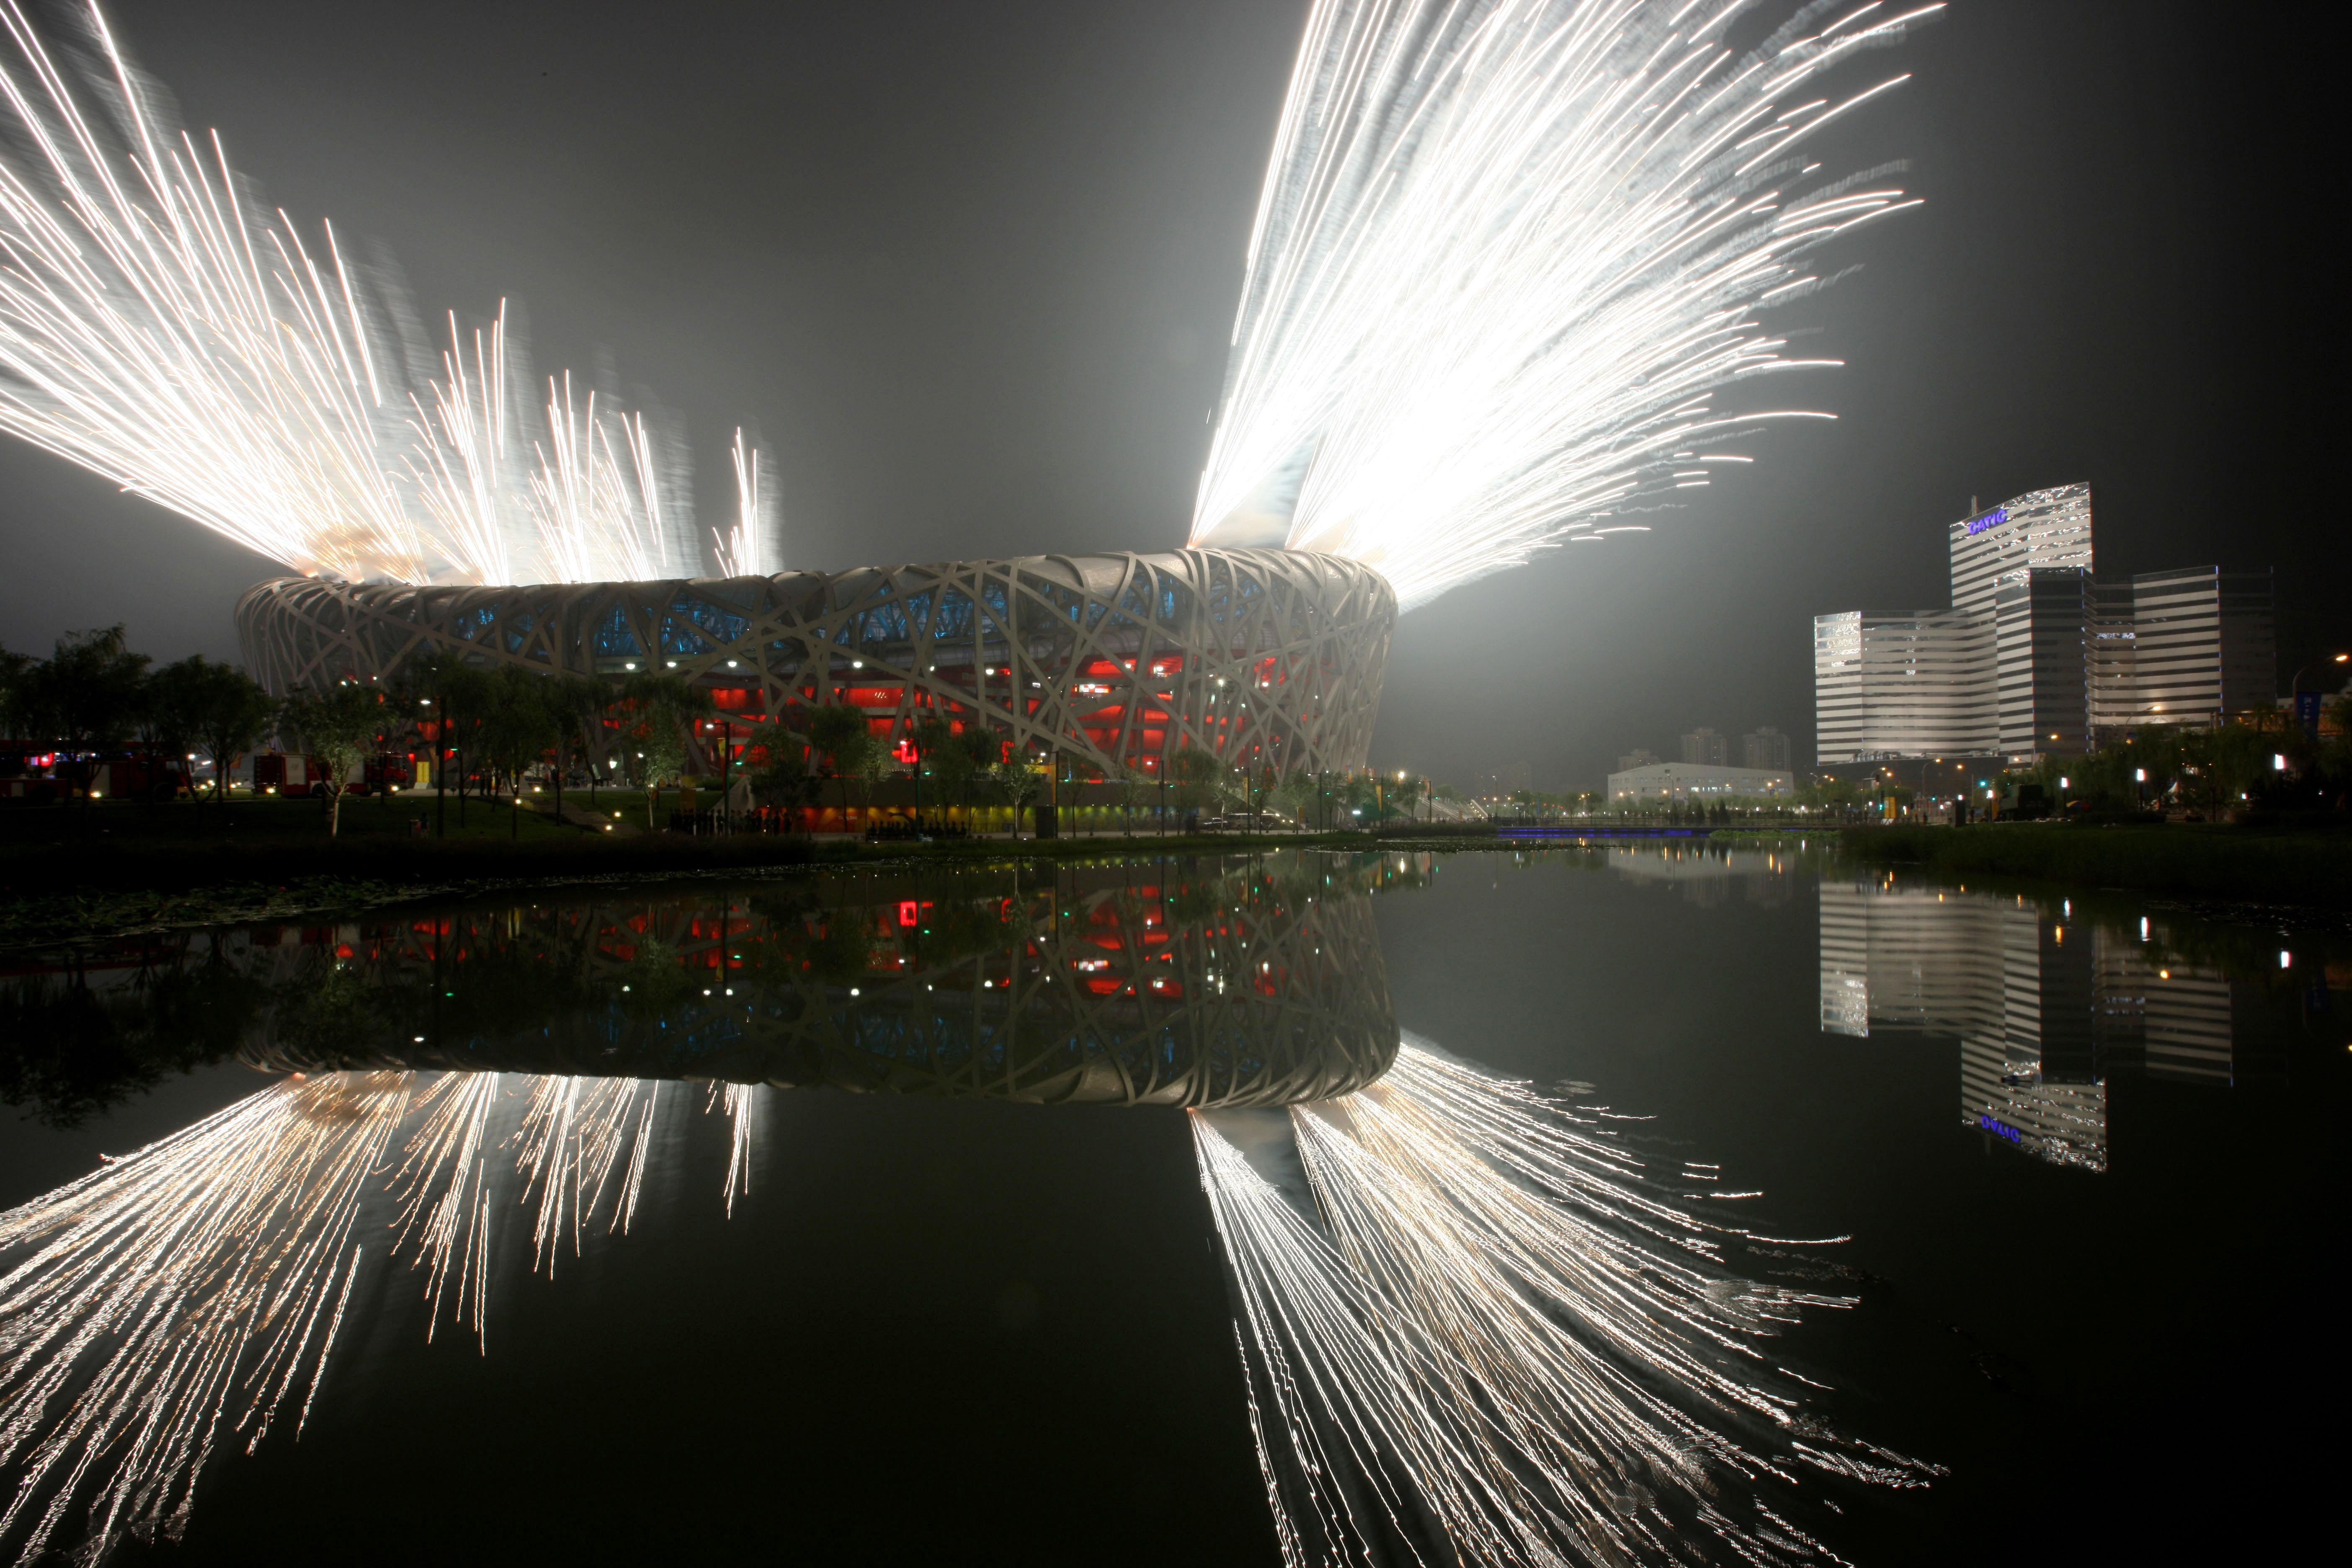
<box><xmin>0</xmin><ymin>0</ymin><xmax>2339</xmax><ymax>790</ymax></box>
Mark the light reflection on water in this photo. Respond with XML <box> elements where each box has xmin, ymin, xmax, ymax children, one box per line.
<box><xmin>0</xmin><ymin>846</ymin><xmax>2338</xmax><ymax>1565</ymax></box>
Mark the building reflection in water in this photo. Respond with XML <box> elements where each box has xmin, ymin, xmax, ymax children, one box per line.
<box><xmin>0</xmin><ymin>859</ymin><xmax>1400</xmax><ymax>1119</ymax></box>
<box><xmin>2</xmin><ymin>851</ymin><xmax>1933</xmax><ymax>1567</ymax></box>
<box><xmin>1596</xmin><ymin>841</ymin><xmax>1798</xmax><ymax>908</ymax></box>
<box><xmin>1818</xmin><ymin>877</ymin><xmax>2295</xmax><ymax>1173</ymax></box>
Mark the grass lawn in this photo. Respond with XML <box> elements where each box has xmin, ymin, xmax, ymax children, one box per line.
<box><xmin>0</xmin><ymin>790</ymin><xmax>606</xmax><ymax>851</ymax></box>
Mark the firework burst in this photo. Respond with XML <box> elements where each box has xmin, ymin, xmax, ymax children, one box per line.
<box><xmin>1194</xmin><ymin>0</ymin><xmax>1942</xmax><ymax>609</ymax></box>
<box><xmin>0</xmin><ymin>1</ymin><xmax>772</xmax><ymax>586</ymax></box>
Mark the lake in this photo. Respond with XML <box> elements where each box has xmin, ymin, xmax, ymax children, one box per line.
<box><xmin>1</xmin><ymin>844</ymin><xmax>2337</xmax><ymax>1565</ymax></box>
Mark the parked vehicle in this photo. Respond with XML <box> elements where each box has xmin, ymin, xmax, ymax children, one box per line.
<box><xmin>1993</xmin><ymin>780</ymin><xmax>2053</xmax><ymax>821</ymax></box>
<box><xmin>358</xmin><ymin>753</ymin><xmax>415</xmax><ymax>793</ymax></box>
<box><xmin>250</xmin><ymin>751</ymin><xmax>337</xmax><ymax>797</ymax></box>
<box><xmin>1</xmin><ymin>744</ymin><xmax>191</xmax><ymax>802</ymax></box>
<box><xmin>0</xmin><ymin>742</ymin><xmax>61</xmax><ymax>802</ymax></box>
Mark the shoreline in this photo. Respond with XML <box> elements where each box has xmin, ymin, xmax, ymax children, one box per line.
<box><xmin>0</xmin><ymin>825</ymin><xmax>1476</xmax><ymax>950</ymax></box>
<box><xmin>8</xmin><ymin>813</ymin><xmax>2348</xmax><ymax>951</ymax></box>
<box><xmin>1830</xmin><ymin>821</ymin><xmax>2352</xmax><ymax>910</ymax></box>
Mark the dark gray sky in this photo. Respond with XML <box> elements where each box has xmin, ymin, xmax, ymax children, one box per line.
<box><xmin>0</xmin><ymin>1</ymin><xmax>2340</xmax><ymax>789</ymax></box>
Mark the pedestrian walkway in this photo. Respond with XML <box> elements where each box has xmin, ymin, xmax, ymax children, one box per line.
<box><xmin>559</xmin><ymin>800</ymin><xmax>643</xmax><ymax>837</ymax></box>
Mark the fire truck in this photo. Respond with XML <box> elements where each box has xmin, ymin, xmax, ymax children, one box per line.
<box><xmin>249</xmin><ymin>752</ymin><xmax>338</xmax><ymax>797</ymax></box>
<box><xmin>359</xmin><ymin>752</ymin><xmax>416</xmax><ymax>793</ymax></box>
<box><xmin>0</xmin><ymin>743</ymin><xmax>193</xmax><ymax>802</ymax></box>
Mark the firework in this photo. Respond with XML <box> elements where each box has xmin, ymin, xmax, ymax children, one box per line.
<box><xmin>711</xmin><ymin>428</ymin><xmax>776</xmax><ymax>579</ymax></box>
<box><xmin>1193</xmin><ymin>0</ymin><xmax>1942</xmax><ymax>609</ymax></box>
<box><xmin>1196</xmin><ymin>1039</ymin><xmax>1937</xmax><ymax>1565</ymax></box>
<box><xmin>0</xmin><ymin>1</ymin><xmax>743</xmax><ymax>586</ymax></box>
<box><xmin>0</xmin><ymin>1069</ymin><xmax>753</xmax><ymax>1563</ymax></box>
<box><xmin>0</xmin><ymin>1074</ymin><xmax>409</xmax><ymax>1563</ymax></box>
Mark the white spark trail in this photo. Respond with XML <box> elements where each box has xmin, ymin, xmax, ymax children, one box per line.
<box><xmin>0</xmin><ymin>1070</ymin><xmax>746</xmax><ymax>1565</ymax></box>
<box><xmin>712</xmin><ymin>428</ymin><xmax>776</xmax><ymax>578</ymax></box>
<box><xmin>1193</xmin><ymin>0</ymin><xmax>1942</xmax><ymax>609</ymax></box>
<box><xmin>1196</xmin><ymin>1042</ymin><xmax>1937</xmax><ymax>1565</ymax></box>
<box><xmin>0</xmin><ymin>1</ymin><xmax>714</xmax><ymax>586</ymax></box>
<box><xmin>0</xmin><ymin>1073</ymin><xmax>413</xmax><ymax>1563</ymax></box>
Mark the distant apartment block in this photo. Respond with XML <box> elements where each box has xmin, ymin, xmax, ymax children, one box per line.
<box><xmin>1679</xmin><ymin>727</ymin><xmax>1728</xmax><ymax>766</ymax></box>
<box><xmin>1813</xmin><ymin>482</ymin><xmax>2274</xmax><ymax>763</ymax></box>
<box><xmin>1741</xmin><ymin>727</ymin><xmax>1791</xmax><ymax>771</ymax></box>
<box><xmin>1617</xmin><ymin>748</ymin><xmax>1659</xmax><ymax>772</ymax></box>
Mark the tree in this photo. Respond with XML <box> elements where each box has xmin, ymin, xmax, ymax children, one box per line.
<box><xmin>474</xmin><ymin>667</ymin><xmax>562</xmax><ymax>837</ymax></box>
<box><xmin>1271</xmin><ymin>769</ymin><xmax>1314</xmax><ymax>827</ymax></box>
<box><xmin>913</xmin><ymin>716</ymin><xmax>967</xmax><ymax>808</ymax></box>
<box><xmin>1170</xmin><ymin>745</ymin><xmax>1218</xmax><ymax>823</ymax></box>
<box><xmin>139</xmin><ymin>657</ymin><xmax>214</xmax><ymax>792</ymax></box>
<box><xmin>0</xmin><ymin>641</ymin><xmax>33</xmax><ymax>735</ymax></box>
<box><xmin>614</xmin><ymin>672</ymin><xmax>716</xmax><ymax>830</ymax></box>
<box><xmin>1114</xmin><ymin>765</ymin><xmax>1152</xmax><ymax>835</ymax></box>
<box><xmin>752</xmin><ymin>742</ymin><xmax>824</xmax><ymax>832</ymax></box>
<box><xmin>548</xmin><ymin>674</ymin><xmax>617</xmax><ymax>811</ymax></box>
<box><xmin>278</xmin><ymin>683</ymin><xmax>382</xmax><ymax>835</ymax></box>
<box><xmin>178</xmin><ymin>661</ymin><xmax>276</xmax><ymax>806</ymax></box>
<box><xmin>396</xmin><ymin>653</ymin><xmax>492</xmax><ymax>833</ymax></box>
<box><xmin>991</xmin><ymin>758</ymin><xmax>1044</xmax><ymax>837</ymax></box>
<box><xmin>15</xmin><ymin>628</ymin><xmax>151</xmax><ymax>798</ymax></box>
<box><xmin>807</xmin><ymin>703</ymin><xmax>876</xmax><ymax>827</ymax></box>
<box><xmin>850</xmin><ymin>726</ymin><xmax>896</xmax><ymax>807</ymax></box>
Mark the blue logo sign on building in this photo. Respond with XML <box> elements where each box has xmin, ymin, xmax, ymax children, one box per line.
<box><xmin>1963</xmin><ymin>506</ymin><xmax>2009</xmax><ymax>536</ymax></box>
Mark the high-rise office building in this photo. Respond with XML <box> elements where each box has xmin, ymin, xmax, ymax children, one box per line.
<box><xmin>2088</xmin><ymin>566</ymin><xmax>2277</xmax><ymax>740</ymax></box>
<box><xmin>1741</xmin><ymin>726</ymin><xmax>1792</xmax><ymax>771</ymax></box>
<box><xmin>1948</xmin><ymin>483</ymin><xmax>2094</xmax><ymax>621</ymax></box>
<box><xmin>1814</xmin><ymin>482</ymin><xmax>2274</xmax><ymax>763</ymax></box>
<box><xmin>1813</xmin><ymin>609</ymin><xmax>1996</xmax><ymax>761</ymax></box>
<box><xmin>1996</xmin><ymin>569</ymin><xmax>2092</xmax><ymax>753</ymax></box>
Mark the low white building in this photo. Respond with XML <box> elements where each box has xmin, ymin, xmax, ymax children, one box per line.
<box><xmin>1606</xmin><ymin>761</ymin><xmax>1793</xmax><ymax>802</ymax></box>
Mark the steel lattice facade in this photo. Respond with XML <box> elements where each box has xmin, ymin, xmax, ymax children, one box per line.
<box><xmin>236</xmin><ymin>547</ymin><xmax>1394</xmax><ymax>776</ymax></box>
<box><xmin>231</xmin><ymin>861</ymin><xmax>1398</xmax><ymax>1108</ymax></box>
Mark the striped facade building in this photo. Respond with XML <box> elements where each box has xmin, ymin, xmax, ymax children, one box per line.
<box><xmin>1816</xmin><ymin>882</ymin><xmax>2285</xmax><ymax>1170</ymax></box>
<box><xmin>1818</xmin><ymin>879</ymin><xmax>2106</xmax><ymax>1171</ymax></box>
<box><xmin>2088</xmin><ymin>566</ymin><xmax>2277</xmax><ymax>739</ymax></box>
<box><xmin>1815</xmin><ymin>483</ymin><xmax>2273</xmax><ymax>763</ymax></box>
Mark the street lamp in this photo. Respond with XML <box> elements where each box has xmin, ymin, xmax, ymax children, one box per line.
<box><xmin>2287</xmin><ymin>652</ymin><xmax>2349</xmax><ymax>737</ymax></box>
<box><xmin>2289</xmin><ymin>651</ymin><xmax>2350</xmax><ymax>694</ymax></box>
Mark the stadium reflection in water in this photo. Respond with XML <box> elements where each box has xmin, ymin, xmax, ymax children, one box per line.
<box><xmin>0</xmin><ymin>859</ymin><xmax>1394</xmax><ymax>1562</ymax></box>
<box><xmin>0</xmin><ymin>852</ymin><xmax>1944</xmax><ymax>1568</ymax></box>
<box><xmin>234</xmin><ymin>860</ymin><xmax>1399</xmax><ymax>1106</ymax></box>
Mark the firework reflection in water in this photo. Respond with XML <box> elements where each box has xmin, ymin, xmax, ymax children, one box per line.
<box><xmin>0</xmin><ymin>1070</ymin><xmax>758</xmax><ymax>1564</ymax></box>
<box><xmin>1195</xmin><ymin>1038</ymin><xmax>1938</xmax><ymax>1566</ymax></box>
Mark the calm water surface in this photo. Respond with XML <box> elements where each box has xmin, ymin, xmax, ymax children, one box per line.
<box><xmin>1</xmin><ymin>846</ymin><xmax>2338</xmax><ymax>1565</ymax></box>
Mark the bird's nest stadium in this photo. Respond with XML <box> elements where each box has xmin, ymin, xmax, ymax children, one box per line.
<box><xmin>236</xmin><ymin>547</ymin><xmax>1396</xmax><ymax>778</ymax></box>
